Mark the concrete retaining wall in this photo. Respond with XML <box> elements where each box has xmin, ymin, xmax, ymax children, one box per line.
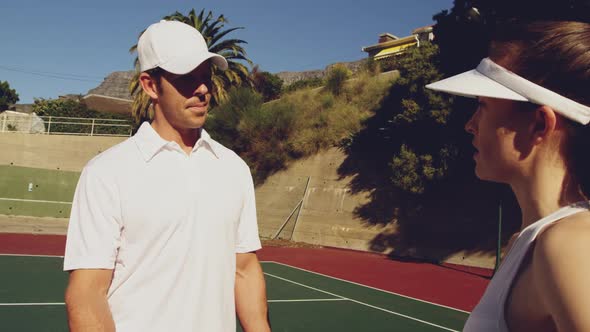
<box><xmin>0</xmin><ymin>133</ymin><xmax>126</xmax><ymax>171</ymax></box>
<box><xmin>0</xmin><ymin>134</ymin><xmax>495</xmax><ymax>268</ymax></box>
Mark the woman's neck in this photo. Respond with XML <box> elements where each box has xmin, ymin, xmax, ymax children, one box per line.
<box><xmin>510</xmin><ymin>161</ymin><xmax>584</xmax><ymax>230</ymax></box>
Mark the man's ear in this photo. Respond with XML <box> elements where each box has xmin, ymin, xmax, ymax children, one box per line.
<box><xmin>532</xmin><ymin>105</ymin><xmax>557</xmax><ymax>144</ymax></box>
<box><xmin>139</xmin><ymin>72</ymin><xmax>159</xmax><ymax>100</ymax></box>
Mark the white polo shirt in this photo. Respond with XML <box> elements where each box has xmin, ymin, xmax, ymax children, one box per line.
<box><xmin>64</xmin><ymin>122</ymin><xmax>262</xmax><ymax>332</ymax></box>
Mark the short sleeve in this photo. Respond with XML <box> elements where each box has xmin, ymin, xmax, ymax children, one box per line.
<box><xmin>235</xmin><ymin>166</ymin><xmax>262</xmax><ymax>253</ymax></box>
<box><xmin>63</xmin><ymin>165</ymin><xmax>122</xmax><ymax>271</ymax></box>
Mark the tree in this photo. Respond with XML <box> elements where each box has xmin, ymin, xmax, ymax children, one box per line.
<box><xmin>379</xmin><ymin>43</ymin><xmax>455</xmax><ymax>194</ymax></box>
<box><xmin>251</xmin><ymin>66</ymin><xmax>283</xmax><ymax>102</ymax></box>
<box><xmin>0</xmin><ymin>81</ymin><xmax>19</xmax><ymax>111</ymax></box>
<box><xmin>33</xmin><ymin>97</ymin><xmax>132</xmax><ymax>135</ymax></box>
<box><xmin>129</xmin><ymin>8</ymin><xmax>253</xmax><ymax>124</ymax></box>
<box><xmin>433</xmin><ymin>0</ymin><xmax>590</xmax><ymax>77</ymax></box>
<box><xmin>205</xmin><ymin>87</ymin><xmax>296</xmax><ymax>183</ymax></box>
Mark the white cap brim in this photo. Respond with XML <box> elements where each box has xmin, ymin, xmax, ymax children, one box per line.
<box><xmin>426</xmin><ymin>69</ymin><xmax>528</xmax><ymax>102</ymax></box>
<box><xmin>159</xmin><ymin>52</ymin><xmax>228</xmax><ymax>75</ymax></box>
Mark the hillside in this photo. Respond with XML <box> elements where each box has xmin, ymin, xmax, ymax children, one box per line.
<box><xmin>84</xmin><ymin>59</ymin><xmax>366</xmax><ymax>101</ymax></box>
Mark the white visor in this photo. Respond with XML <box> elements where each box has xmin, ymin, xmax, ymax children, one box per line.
<box><xmin>426</xmin><ymin>58</ymin><xmax>590</xmax><ymax>125</ymax></box>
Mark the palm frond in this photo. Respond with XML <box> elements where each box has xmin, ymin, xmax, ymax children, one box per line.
<box><xmin>208</xmin><ymin>27</ymin><xmax>244</xmax><ymax>48</ymax></box>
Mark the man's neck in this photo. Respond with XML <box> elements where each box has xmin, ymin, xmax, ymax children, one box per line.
<box><xmin>151</xmin><ymin>118</ymin><xmax>201</xmax><ymax>155</ymax></box>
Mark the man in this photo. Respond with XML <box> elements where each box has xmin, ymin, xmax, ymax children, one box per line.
<box><xmin>63</xmin><ymin>20</ymin><xmax>270</xmax><ymax>332</ymax></box>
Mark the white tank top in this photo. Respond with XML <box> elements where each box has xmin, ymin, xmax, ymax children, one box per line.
<box><xmin>463</xmin><ymin>201</ymin><xmax>590</xmax><ymax>332</ymax></box>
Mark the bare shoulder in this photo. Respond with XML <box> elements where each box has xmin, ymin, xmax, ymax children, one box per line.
<box><xmin>531</xmin><ymin>212</ymin><xmax>590</xmax><ymax>329</ymax></box>
<box><xmin>533</xmin><ymin>210</ymin><xmax>590</xmax><ymax>273</ymax></box>
<box><xmin>537</xmin><ymin>211</ymin><xmax>590</xmax><ymax>249</ymax></box>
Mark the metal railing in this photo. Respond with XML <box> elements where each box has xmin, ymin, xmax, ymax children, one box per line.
<box><xmin>0</xmin><ymin>113</ymin><xmax>133</xmax><ymax>137</ymax></box>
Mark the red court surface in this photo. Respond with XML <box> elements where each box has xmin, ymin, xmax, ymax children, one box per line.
<box><xmin>0</xmin><ymin>233</ymin><xmax>489</xmax><ymax>312</ymax></box>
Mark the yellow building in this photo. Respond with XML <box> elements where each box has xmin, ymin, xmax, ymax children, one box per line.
<box><xmin>362</xmin><ymin>25</ymin><xmax>433</xmax><ymax>60</ymax></box>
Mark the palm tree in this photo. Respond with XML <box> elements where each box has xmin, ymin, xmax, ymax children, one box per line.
<box><xmin>129</xmin><ymin>8</ymin><xmax>252</xmax><ymax>124</ymax></box>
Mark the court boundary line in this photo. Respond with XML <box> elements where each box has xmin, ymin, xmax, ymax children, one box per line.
<box><xmin>0</xmin><ymin>258</ymin><xmax>467</xmax><ymax>314</ymax></box>
<box><xmin>0</xmin><ymin>299</ymin><xmax>348</xmax><ymax>306</ymax></box>
<box><xmin>264</xmin><ymin>272</ymin><xmax>459</xmax><ymax>332</ymax></box>
<box><xmin>268</xmin><ymin>298</ymin><xmax>347</xmax><ymax>303</ymax></box>
<box><xmin>0</xmin><ymin>253</ymin><xmax>64</xmax><ymax>258</ymax></box>
<box><xmin>0</xmin><ymin>303</ymin><xmax>65</xmax><ymax>306</ymax></box>
<box><xmin>0</xmin><ymin>198</ymin><xmax>72</xmax><ymax>205</ymax></box>
<box><xmin>261</xmin><ymin>260</ymin><xmax>470</xmax><ymax>314</ymax></box>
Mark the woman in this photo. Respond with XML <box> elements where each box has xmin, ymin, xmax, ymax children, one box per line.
<box><xmin>427</xmin><ymin>21</ymin><xmax>590</xmax><ymax>331</ymax></box>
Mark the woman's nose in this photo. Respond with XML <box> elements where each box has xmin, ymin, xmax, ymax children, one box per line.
<box><xmin>465</xmin><ymin>110</ymin><xmax>478</xmax><ymax>135</ymax></box>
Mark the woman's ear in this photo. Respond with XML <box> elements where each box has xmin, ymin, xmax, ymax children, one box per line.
<box><xmin>139</xmin><ymin>72</ymin><xmax>159</xmax><ymax>100</ymax></box>
<box><xmin>532</xmin><ymin>105</ymin><xmax>557</xmax><ymax>144</ymax></box>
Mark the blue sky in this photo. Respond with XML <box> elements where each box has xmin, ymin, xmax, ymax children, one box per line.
<box><xmin>0</xmin><ymin>0</ymin><xmax>454</xmax><ymax>103</ymax></box>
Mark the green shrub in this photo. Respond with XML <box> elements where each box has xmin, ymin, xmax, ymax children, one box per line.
<box><xmin>252</xmin><ymin>70</ymin><xmax>283</xmax><ymax>102</ymax></box>
<box><xmin>206</xmin><ymin>87</ymin><xmax>297</xmax><ymax>182</ymax></box>
<box><xmin>283</xmin><ymin>77</ymin><xmax>324</xmax><ymax>93</ymax></box>
<box><xmin>324</xmin><ymin>64</ymin><xmax>351</xmax><ymax>96</ymax></box>
<box><xmin>207</xmin><ymin>70</ymin><xmax>396</xmax><ymax>184</ymax></box>
<box><xmin>206</xmin><ymin>87</ymin><xmax>263</xmax><ymax>151</ymax></box>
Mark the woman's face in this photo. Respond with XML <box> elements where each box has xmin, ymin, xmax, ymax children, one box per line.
<box><xmin>464</xmin><ymin>96</ymin><xmax>534</xmax><ymax>183</ymax></box>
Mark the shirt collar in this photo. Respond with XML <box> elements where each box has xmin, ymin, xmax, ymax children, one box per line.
<box><xmin>134</xmin><ymin>122</ymin><xmax>220</xmax><ymax>162</ymax></box>
<box><xmin>195</xmin><ymin>128</ymin><xmax>221</xmax><ymax>159</ymax></box>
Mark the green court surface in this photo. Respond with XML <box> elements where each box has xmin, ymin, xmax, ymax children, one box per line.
<box><xmin>0</xmin><ymin>165</ymin><xmax>79</xmax><ymax>218</ymax></box>
<box><xmin>0</xmin><ymin>255</ymin><xmax>468</xmax><ymax>331</ymax></box>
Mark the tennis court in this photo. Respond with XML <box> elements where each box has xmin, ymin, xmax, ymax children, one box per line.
<box><xmin>0</xmin><ymin>254</ymin><xmax>468</xmax><ymax>332</ymax></box>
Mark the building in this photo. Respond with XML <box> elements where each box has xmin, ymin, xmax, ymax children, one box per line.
<box><xmin>362</xmin><ymin>25</ymin><xmax>434</xmax><ymax>61</ymax></box>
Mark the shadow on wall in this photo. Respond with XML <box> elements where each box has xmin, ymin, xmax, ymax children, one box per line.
<box><xmin>337</xmin><ymin>84</ymin><xmax>521</xmax><ymax>263</ymax></box>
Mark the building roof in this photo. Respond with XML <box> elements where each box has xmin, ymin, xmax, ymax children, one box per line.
<box><xmin>362</xmin><ymin>35</ymin><xmax>418</xmax><ymax>53</ymax></box>
<box><xmin>411</xmin><ymin>25</ymin><xmax>434</xmax><ymax>34</ymax></box>
<box><xmin>379</xmin><ymin>33</ymin><xmax>399</xmax><ymax>41</ymax></box>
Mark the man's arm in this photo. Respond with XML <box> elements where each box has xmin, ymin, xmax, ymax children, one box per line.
<box><xmin>235</xmin><ymin>252</ymin><xmax>270</xmax><ymax>332</ymax></box>
<box><xmin>65</xmin><ymin>269</ymin><xmax>116</xmax><ymax>332</ymax></box>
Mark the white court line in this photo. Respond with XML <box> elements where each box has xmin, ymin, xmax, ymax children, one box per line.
<box><xmin>0</xmin><ymin>303</ymin><xmax>64</xmax><ymax>306</ymax></box>
<box><xmin>268</xmin><ymin>298</ymin><xmax>347</xmax><ymax>303</ymax></box>
<box><xmin>0</xmin><ymin>300</ymin><xmax>347</xmax><ymax>306</ymax></box>
<box><xmin>262</xmin><ymin>260</ymin><xmax>470</xmax><ymax>314</ymax></box>
<box><xmin>264</xmin><ymin>272</ymin><xmax>459</xmax><ymax>332</ymax></box>
<box><xmin>0</xmin><ymin>198</ymin><xmax>71</xmax><ymax>204</ymax></box>
<box><xmin>0</xmin><ymin>254</ymin><xmax>63</xmax><ymax>258</ymax></box>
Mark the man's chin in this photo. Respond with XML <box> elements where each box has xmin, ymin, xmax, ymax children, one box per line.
<box><xmin>189</xmin><ymin>115</ymin><xmax>207</xmax><ymax>129</ymax></box>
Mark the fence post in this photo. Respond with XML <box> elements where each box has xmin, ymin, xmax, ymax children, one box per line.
<box><xmin>47</xmin><ymin>116</ymin><xmax>52</xmax><ymax>134</ymax></box>
<box><xmin>1</xmin><ymin>113</ymin><xmax>6</xmax><ymax>132</ymax></box>
<box><xmin>90</xmin><ymin>119</ymin><xmax>95</xmax><ymax>136</ymax></box>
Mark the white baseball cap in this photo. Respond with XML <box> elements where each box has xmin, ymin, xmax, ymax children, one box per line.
<box><xmin>137</xmin><ymin>20</ymin><xmax>228</xmax><ymax>74</ymax></box>
<box><xmin>426</xmin><ymin>58</ymin><xmax>590</xmax><ymax>124</ymax></box>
